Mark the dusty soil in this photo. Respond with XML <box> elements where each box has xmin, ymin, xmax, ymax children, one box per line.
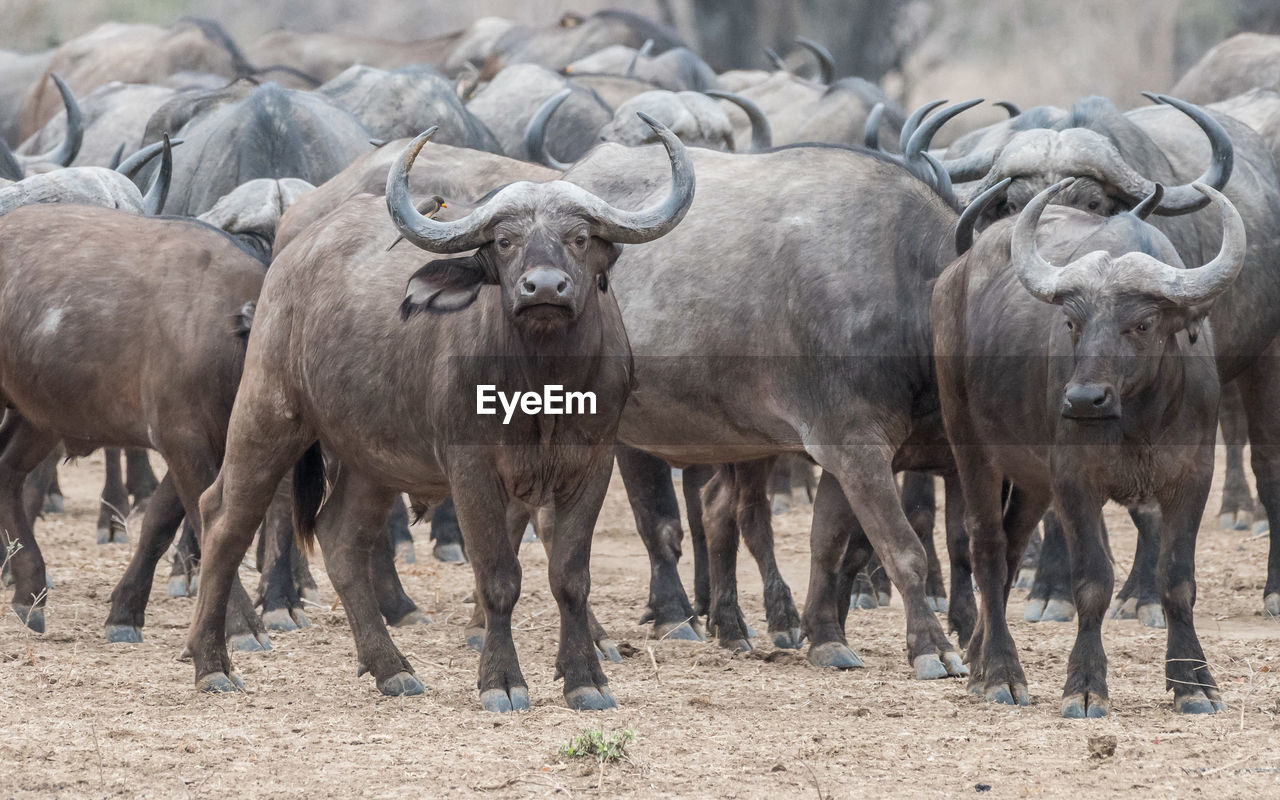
<box><xmin>2</xmin><ymin>449</ymin><xmax>1279</xmax><ymax>799</ymax></box>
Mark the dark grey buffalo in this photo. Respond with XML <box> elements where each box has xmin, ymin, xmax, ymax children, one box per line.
<box><xmin>0</xmin><ymin>136</ymin><xmax>173</xmax><ymax>217</ymax></box>
<box><xmin>560</xmin><ymin>139</ymin><xmax>972</xmax><ymax>679</ymax></box>
<box><xmin>1171</xmin><ymin>32</ymin><xmax>1280</xmax><ymax>105</ymax></box>
<box><xmin>934</xmin><ymin>179</ymin><xmax>1244</xmax><ymax>716</ymax></box>
<box><xmin>466</xmin><ymin>64</ymin><xmax>613</xmax><ymax>163</ymax></box>
<box><xmin>947</xmin><ymin>93</ymin><xmax>1280</xmax><ymax>624</ymax></box>
<box><xmin>185</xmin><ymin>115</ymin><xmax>694</xmax><ymax>713</ymax></box>
<box><xmin>143</xmin><ymin>81</ymin><xmax>370</xmax><ymax>216</ymax></box>
<box><xmin>196</xmin><ymin>177</ymin><xmax>315</xmax><ymax>262</ymax></box>
<box><xmin>316</xmin><ymin>64</ymin><xmax>501</xmax><ymax>150</ymax></box>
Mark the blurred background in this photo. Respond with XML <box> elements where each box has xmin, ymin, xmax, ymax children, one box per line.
<box><xmin>2</xmin><ymin>0</ymin><xmax>1278</xmax><ymax>112</ymax></box>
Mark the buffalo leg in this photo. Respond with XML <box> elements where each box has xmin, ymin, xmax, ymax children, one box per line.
<box><xmin>943</xmin><ymin>474</ymin><xmax>977</xmax><ymax>645</ymax></box>
<box><xmin>1025</xmin><ymin>510</ymin><xmax>1075</xmax><ymax>622</ymax></box>
<box><xmin>701</xmin><ymin>464</ymin><xmax>752</xmax><ymax>650</ymax></box>
<box><xmin>733</xmin><ymin>459</ymin><xmax>802</xmax><ymax>649</ymax></box>
<box><xmin>616</xmin><ymin>444</ymin><xmax>701</xmax><ymax>640</ymax></box>
<box><xmin>257</xmin><ymin>477</ymin><xmax>308</xmax><ymax>631</ymax></box>
<box><xmin>0</xmin><ymin>416</ymin><xmax>60</xmax><ymax>632</ymax></box>
<box><xmin>386</xmin><ymin>494</ymin><xmax>416</xmax><ymax>564</ymax></box>
<box><xmin>312</xmin><ymin>469</ymin><xmax>421</xmax><ymax>696</ymax></box>
<box><xmin>682</xmin><ymin>464</ymin><xmax>713</xmax><ymax>619</ymax></box>
<box><xmin>97</xmin><ymin>447</ymin><xmax>129</xmax><ymax>544</ymax></box>
<box><xmin>104</xmin><ymin>473</ymin><xmax>184</xmax><ymax>642</ymax></box>
<box><xmin>168</xmin><ymin>520</ymin><xmax>199</xmax><ymax>597</ymax></box>
<box><xmin>39</xmin><ymin>447</ymin><xmax>64</xmax><ymax>514</ymax></box>
<box><xmin>22</xmin><ymin>446</ymin><xmax>59</xmax><ymax>525</ymax></box>
<box><xmin>1157</xmin><ymin>455</ymin><xmax>1224</xmax><ymax>714</ymax></box>
<box><xmin>429</xmin><ymin>497</ymin><xmax>466</xmax><ymax>562</ymax></box>
<box><xmin>804</xmin><ymin>443</ymin><xmax>966</xmax><ymax>680</ymax></box>
<box><xmin>1217</xmin><ymin>380</ymin><xmax>1255</xmax><ymax>530</ymax></box>
<box><xmin>904</xmin><ymin>472</ymin><xmax>947</xmax><ymax>611</ymax></box>
<box><xmin>374</xmin><ymin>500</ymin><xmax>430</xmax><ymax>627</ymax></box>
<box><xmin>1237</xmin><ymin>354</ymin><xmax>1280</xmax><ymax>615</ymax></box>
<box><xmin>1055</xmin><ymin>489</ymin><xmax>1114</xmax><ymax>718</ymax></box>
<box><xmin>125</xmin><ymin>447</ymin><xmax>159</xmax><ymax>513</ymax></box>
<box><xmin>1109</xmin><ymin>504</ymin><xmax>1165</xmax><ymax>627</ymax></box>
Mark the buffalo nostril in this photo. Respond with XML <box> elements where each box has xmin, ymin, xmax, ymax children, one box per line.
<box><xmin>556</xmin><ymin>280</ymin><xmax>568</xmax><ymax>293</ymax></box>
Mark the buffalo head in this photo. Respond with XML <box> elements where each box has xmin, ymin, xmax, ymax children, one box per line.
<box><xmin>387</xmin><ymin>112</ymin><xmax>694</xmax><ymax>337</ymax></box>
<box><xmin>1012</xmin><ymin>178</ymin><xmax>1245</xmax><ymax>421</ymax></box>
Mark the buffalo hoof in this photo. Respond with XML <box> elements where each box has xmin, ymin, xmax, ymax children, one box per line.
<box><xmin>771</xmin><ymin>495</ymin><xmax>791</xmax><ymax>516</ymax></box>
<box><xmin>1013</xmin><ymin>567</ymin><xmax>1035</xmax><ymax>589</ymax></box>
<box><xmin>1174</xmin><ymin>690</ymin><xmax>1225</xmax><ymax>715</ymax></box>
<box><xmin>654</xmin><ymin>620</ymin><xmax>703</xmax><ymax>642</ymax></box>
<box><xmin>807</xmin><ymin>641</ymin><xmax>864</xmax><ymax>670</ymax></box>
<box><xmin>771</xmin><ymin>628</ymin><xmax>803</xmax><ymax>650</ymax></box>
<box><xmin>96</xmin><ymin>528</ymin><xmax>112</xmax><ymax>545</ymax></box>
<box><xmin>1254</xmin><ymin>520</ymin><xmax>1270</xmax><ymax>538</ymax></box>
<box><xmin>596</xmin><ymin>638</ymin><xmax>622</xmax><ymax>663</ymax></box>
<box><xmin>745</xmin><ymin>623</ymin><xmax>757</xmax><ymax>639</ymax></box>
<box><xmin>228</xmin><ymin>632</ymin><xmax>273</xmax><ymax>652</ymax></box>
<box><xmin>984</xmin><ymin>682</ymin><xmax>1029</xmax><ymax>706</ymax></box>
<box><xmin>1108</xmin><ymin>596</ymin><xmax>1137</xmax><ymax>620</ymax></box>
<box><xmin>433</xmin><ymin>542</ymin><xmax>465</xmax><ymax>563</ymax></box>
<box><xmin>1040</xmin><ymin>598</ymin><xmax>1075</xmax><ymax>622</ymax></box>
<box><xmin>877</xmin><ymin>591</ymin><xmax>891</xmax><ymax>607</ymax></box>
<box><xmin>395</xmin><ymin>539</ymin><xmax>416</xmax><ymax>564</ymax></box>
<box><xmin>377</xmin><ymin>671</ymin><xmax>424</xmax><ymax>697</ymax></box>
<box><xmin>1023</xmin><ymin>598</ymin><xmax>1046</xmax><ymax>621</ymax></box>
<box><xmin>167</xmin><ymin>574</ymin><xmax>191</xmax><ymax>597</ymax></box>
<box><xmin>521</xmin><ymin>524</ymin><xmax>537</xmax><ymax>544</ymax></box>
<box><xmin>262</xmin><ymin>608</ymin><xmax>301</xmax><ymax>632</ymax></box>
<box><xmin>1218</xmin><ymin>512</ymin><xmax>1236</xmax><ymax>531</ymax></box>
<box><xmin>188</xmin><ymin>573</ymin><xmax>200</xmax><ymax>596</ymax></box>
<box><xmin>1062</xmin><ymin>692</ymin><xmax>1110</xmax><ymax>718</ymax></box>
<box><xmin>565</xmin><ymin>685</ymin><xmax>617</xmax><ymax>711</ymax></box>
<box><xmin>390</xmin><ymin>609</ymin><xmax>432</xmax><ymax>627</ymax></box>
<box><xmin>1233</xmin><ymin>510</ymin><xmax>1253</xmax><ymax>530</ymax></box>
<box><xmin>850</xmin><ymin>593</ymin><xmax>877</xmax><ymax>610</ymax></box>
<box><xmin>105</xmin><ymin>624</ymin><xmax>142</xmax><ymax>643</ymax></box>
<box><xmin>480</xmin><ymin>686</ymin><xmax>530</xmax><ymax>713</ymax></box>
<box><xmin>300</xmin><ymin>586</ymin><xmax>321</xmax><ymax>605</ymax></box>
<box><xmin>465</xmin><ymin>626</ymin><xmax>485</xmax><ymax>651</ymax></box>
<box><xmin>43</xmin><ymin>493</ymin><xmax>65</xmax><ymax>514</ymax></box>
<box><xmin>1264</xmin><ymin>593</ymin><xmax>1280</xmax><ymax>618</ymax></box>
<box><xmin>720</xmin><ymin>637</ymin><xmax>751</xmax><ymax>653</ymax></box>
<box><xmin>1137</xmin><ymin>604</ymin><xmax>1166</xmax><ymax>628</ymax></box>
<box><xmin>913</xmin><ymin>653</ymin><xmax>966</xmax><ymax>680</ymax></box>
<box><xmin>927</xmin><ymin>595</ymin><xmax>948</xmax><ymax>613</ymax></box>
<box><xmin>196</xmin><ymin>671</ymin><xmax>245</xmax><ymax>693</ymax></box>
<box><xmin>12</xmin><ymin>604</ymin><xmax>43</xmax><ymax>633</ymax></box>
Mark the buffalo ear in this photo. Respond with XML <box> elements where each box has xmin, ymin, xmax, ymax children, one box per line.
<box><xmin>401</xmin><ymin>256</ymin><xmax>493</xmax><ymax>317</ymax></box>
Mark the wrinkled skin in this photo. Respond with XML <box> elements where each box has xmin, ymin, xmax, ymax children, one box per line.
<box><xmin>934</xmin><ymin>205</ymin><xmax>1229</xmax><ymax>716</ymax></box>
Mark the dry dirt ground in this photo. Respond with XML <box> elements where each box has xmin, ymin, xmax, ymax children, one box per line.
<box><xmin>2</xmin><ymin>450</ymin><xmax>1279</xmax><ymax>799</ymax></box>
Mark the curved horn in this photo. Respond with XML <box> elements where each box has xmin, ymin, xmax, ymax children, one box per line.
<box><xmin>108</xmin><ymin>142</ymin><xmax>126</xmax><ymax>170</ymax></box>
<box><xmin>898</xmin><ymin>99</ymin><xmax>946</xmax><ymax>153</ymax></box>
<box><xmin>1129</xmin><ymin>92</ymin><xmax>1234</xmax><ymax>215</ymax></box>
<box><xmin>941</xmin><ymin>148</ymin><xmax>999</xmax><ymax>183</ymax></box>
<box><xmin>141</xmin><ymin>133</ymin><xmax>173</xmax><ymax>216</ymax></box>
<box><xmin>22</xmin><ymin>74</ymin><xmax>83</xmax><ymax>168</ymax></box>
<box><xmin>919</xmin><ymin>151</ymin><xmax>954</xmax><ymax>199</ymax></box>
<box><xmin>116</xmin><ymin>137</ymin><xmax>183</xmax><ymax>179</ymax></box>
<box><xmin>764</xmin><ymin>47</ymin><xmax>786</xmax><ymax>71</ymax></box>
<box><xmin>863</xmin><ymin>102</ymin><xmax>885</xmax><ymax>150</ymax></box>
<box><xmin>387</xmin><ymin>114</ymin><xmax>695</xmax><ymax>252</ymax></box>
<box><xmin>904</xmin><ymin>98</ymin><xmax>984</xmax><ymax>162</ymax></box>
<box><xmin>1130</xmin><ymin>183</ymin><xmax>1164</xmax><ymax>220</ymax></box>
<box><xmin>524</xmin><ymin>88</ymin><xmax>574</xmax><ymax>170</ymax></box>
<box><xmin>0</xmin><ymin>137</ymin><xmax>22</xmax><ymax>181</ymax></box>
<box><xmin>626</xmin><ymin>39</ymin><xmax>654</xmax><ymax>78</ymax></box>
<box><xmin>995</xmin><ymin>100</ymin><xmax>1021</xmax><ymax>118</ymax></box>
<box><xmin>795</xmin><ymin>37</ymin><xmax>835</xmax><ymax>85</ymax></box>
<box><xmin>1010</xmin><ymin>178</ymin><xmax>1077</xmax><ymax>302</ymax></box>
<box><xmin>705</xmin><ymin>90</ymin><xmax>772</xmax><ymax>151</ymax></box>
<box><xmin>1121</xmin><ymin>182</ymin><xmax>1246</xmax><ymax>305</ymax></box>
<box><xmin>955</xmin><ymin>177</ymin><xmax>1011</xmax><ymax>255</ymax></box>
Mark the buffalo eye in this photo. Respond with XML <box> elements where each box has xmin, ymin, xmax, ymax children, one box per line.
<box><xmin>1087</xmin><ymin>200</ymin><xmax>1100</xmax><ymax>211</ymax></box>
<box><xmin>575</xmin><ymin>233</ymin><xmax>589</xmax><ymax>248</ymax></box>
<box><xmin>1065</xmin><ymin>319</ymin><xmax>1074</xmax><ymax>332</ymax></box>
<box><xmin>497</xmin><ymin>237</ymin><xmax>512</xmax><ymax>252</ymax></box>
<box><xmin>597</xmin><ymin>272</ymin><xmax>608</xmax><ymax>292</ymax></box>
<box><xmin>1135</xmin><ymin>320</ymin><xmax>1150</xmax><ymax>334</ymax></box>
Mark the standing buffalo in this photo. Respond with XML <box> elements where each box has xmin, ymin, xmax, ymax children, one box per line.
<box><xmin>934</xmin><ymin>179</ymin><xmax>1243</xmax><ymax>716</ymax></box>
<box><xmin>186</xmin><ymin>114</ymin><xmax>694</xmax><ymax>712</ymax></box>
<box><xmin>1171</xmin><ymin>32</ymin><xmax>1280</xmax><ymax>105</ymax></box>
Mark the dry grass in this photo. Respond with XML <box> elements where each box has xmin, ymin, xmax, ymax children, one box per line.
<box><xmin>1</xmin><ymin>449</ymin><xmax>1279</xmax><ymax>798</ymax></box>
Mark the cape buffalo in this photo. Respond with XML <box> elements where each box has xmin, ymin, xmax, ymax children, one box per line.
<box><xmin>1171</xmin><ymin>32</ymin><xmax>1280</xmax><ymax>105</ymax></box>
<box><xmin>185</xmin><ymin>114</ymin><xmax>694</xmax><ymax>713</ymax></box>
<box><xmin>933</xmin><ymin>179</ymin><xmax>1244</xmax><ymax>716</ymax></box>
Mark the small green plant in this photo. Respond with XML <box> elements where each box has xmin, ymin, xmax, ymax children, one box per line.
<box><xmin>559</xmin><ymin>728</ymin><xmax>635</xmax><ymax>764</ymax></box>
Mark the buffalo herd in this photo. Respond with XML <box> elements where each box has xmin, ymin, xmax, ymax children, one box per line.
<box><xmin>2</xmin><ymin>11</ymin><xmax>1279</xmax><ymax>718</ymax></box>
